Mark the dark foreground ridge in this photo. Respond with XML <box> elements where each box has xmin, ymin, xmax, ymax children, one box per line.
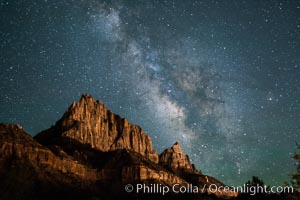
<box><xmin>0</xmin><ymin>94</ymin><xmax>294</xmax><ymax>200</ymax></box>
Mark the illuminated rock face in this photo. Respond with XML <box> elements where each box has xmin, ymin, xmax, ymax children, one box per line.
<box><xmin>35</xmin><ymin>94</ymin><xmax>159</xmax><ymax>163</ymax></box>
<box><xmin>0</xmin><ymin>95</ymin><xmax>238</xmax><ymax>199</ymax></box>
<box><xmin>159</xmin><ymin>141</ymin><xmax>196</xmax><ymax>172</ymax></box>
<box><xmin>0</xmin><ymin>124</ymin><xmax>101</xmax><ymax>180</ymax></box>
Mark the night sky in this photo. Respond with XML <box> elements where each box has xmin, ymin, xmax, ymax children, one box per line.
<box><xmin>1</xmin><ymin>0</ymin><xmax>300</xmax><ymax>186</ymax></box>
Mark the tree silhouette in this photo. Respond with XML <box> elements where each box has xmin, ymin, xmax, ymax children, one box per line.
<box><xmin>237</xmin><ymin>176</ymin><xmax>273</xmax><ymax>200</ymax></box>
<box><xmin>246</xmin><ymin>176</ymin><xmax>266</xmax><ymax>187</ymax></box>
<box><xmin>291</xmin><ymin>144</ymin><xmax>300</xmax><ymax>190</ymax></box>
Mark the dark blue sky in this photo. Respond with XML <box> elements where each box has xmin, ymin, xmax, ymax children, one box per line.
<box><xmin>1</xmin><ymin>0</ymin><xmax>300</xmax><ymax>186</ymax></box>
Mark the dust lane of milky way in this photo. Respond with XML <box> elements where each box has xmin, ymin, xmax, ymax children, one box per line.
<box><xmin>0</xmin><ymin>0</ymin><xmax>299</xmax><ymax>186</ymax></box>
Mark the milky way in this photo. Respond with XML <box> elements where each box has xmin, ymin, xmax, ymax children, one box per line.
<box><xmin>1</xmin><ymin>0</ymin><xmax>300</xmax><ymax>186</ymax></box>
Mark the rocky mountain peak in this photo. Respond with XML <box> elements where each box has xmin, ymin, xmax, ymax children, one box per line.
<box><xmin>81</xmin><ymin>93</ymin><xmax>95</xmax><ymax>100</ymax></box>
<box><xmin>159</xmin><ymin>141</ymin><xmax>196</xmax><ymax>172</ymax></box>
<box><xmin>172</xmin><ymin>141</ymin><xmax>182</xmax><ymax>152</ymax></box>
<box><xmin>76</xmin><ymin>93</ymin><xmax>100</xmax><ymax>108</ymax></box>
<box><xmin>35</xmin><ymin>94</ymin><xmax>159</xmax><ymax>163</ymax></box>
<box><xmin>0</xmin><ymin>94</ymin><xmax>239</xmax><ymax>199</ymax></box>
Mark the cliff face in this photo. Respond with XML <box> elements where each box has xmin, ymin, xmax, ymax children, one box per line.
<box><xmin>35</xmin><ymin>94</ymin><xmax>158</xmax><ymax>163</ymax></box>
<box><xmin>1</xmin><ymin>94</ymin><xmax>238</xmax><ymax>199</ymax></box>
<box><xmin>159</xmin><ymin>141</ymin><xmax>197</xmax><ymax>173</ymax></box>
<box><xmin>0</xmin><ymin>123</ymin><xmax>112</xmax><ymax>200</ymax></box>
<box><xmin>0</xmin><ymin>124</ymin><xmax>100</xmax><ymax>180</ymax></box>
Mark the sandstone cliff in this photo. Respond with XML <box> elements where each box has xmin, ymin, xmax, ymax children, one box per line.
<box><xmin>159</xmin><ymin>141</ymin><xmax>197</xmax><ymax>173</ymax></box>
<box><xmin>0</xmin><ymin>123</ymin><xmax>191</xmax><ymax>199</ymax></box>
<box><xmin>35</xmin><ymin>94</ymin><xmax>158</xmax><ymax>163</ymax></box>
<box><xmin>0</xmin><ymin>94</ymin><xmax>239</xmax><ymax>199</ymax></box>
<box><xmin>0</xmin><ymin>123</ymin><xmax>102</xmax><ymax>181</ymax></box>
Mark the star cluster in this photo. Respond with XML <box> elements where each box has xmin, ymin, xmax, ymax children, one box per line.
<box><xmin>1</xmin><ymin>0</ymin><xmax>299</xmax><ymax>186</ymax></box>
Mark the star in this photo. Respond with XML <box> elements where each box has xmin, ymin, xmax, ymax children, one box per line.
<box><xmin>1</xmin><ymin>0</ymin><xmax>299</xmax><ymax>187</ymax></box>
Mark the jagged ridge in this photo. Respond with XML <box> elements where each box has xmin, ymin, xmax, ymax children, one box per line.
<box><xmin>35</xmin><ymin>94</ymin><xmax>159</xmax><ymax>163</ymax></box>
<box><xmin>0</xmin><ymin>94</ymin><xmax>238</xmax><ymax>199</ymax></box>
<box><xmin>159</xmin><ymin>141</ymin><xmax>198</xmax><ymax>173</ymax></box>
